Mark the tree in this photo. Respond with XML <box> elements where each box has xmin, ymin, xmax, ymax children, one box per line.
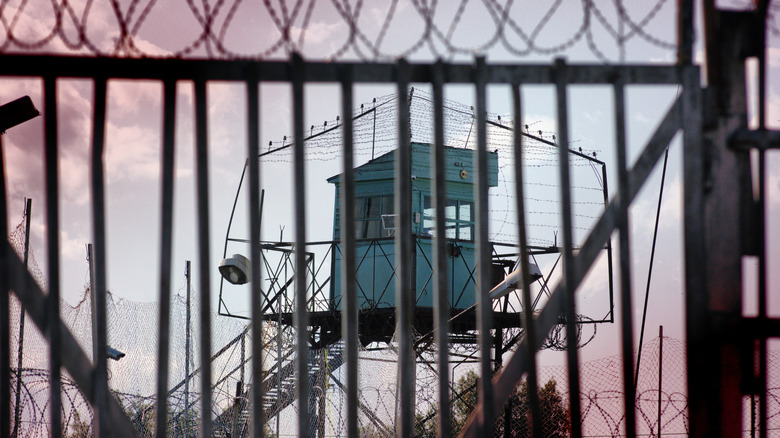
<box><xmin>415</xmin><ymin>371</ymin><xmax>570</xmax><ymax>437</ymax></box>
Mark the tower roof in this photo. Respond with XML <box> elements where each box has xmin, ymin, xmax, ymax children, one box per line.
<box><xmin>327</xmin><ymin>142</ymin><xmax>499</xmax><ymax>187</ymax></box>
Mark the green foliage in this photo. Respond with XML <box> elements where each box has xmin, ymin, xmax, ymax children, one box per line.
<box><xmin>415</xmin><ymin>371</ymin><xmax>570</xmax><ymax>438</ymax></box>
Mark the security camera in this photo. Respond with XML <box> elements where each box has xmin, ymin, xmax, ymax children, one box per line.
<box><xmin>107</xmin><ymin>346</ymin><xmax>126</xmax><ymax>361</ymax></box>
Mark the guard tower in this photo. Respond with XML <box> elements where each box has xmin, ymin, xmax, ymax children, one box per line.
<box><xmin>328</xmin><ymin>142</ymin><xmax>532</xmax><ymax>343</ymax></box>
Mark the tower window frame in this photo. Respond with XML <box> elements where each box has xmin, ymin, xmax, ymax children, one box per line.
<box><xmin>422</xmin><ymin>196</ymin><xmax>474</xmax><ymax>241</ymax></box>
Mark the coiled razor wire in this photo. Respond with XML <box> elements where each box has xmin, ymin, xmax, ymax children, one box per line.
<box><xmin>2</xmin><ymin>0</ymin><xmax>765</xmax><ymax>61</ymax></box>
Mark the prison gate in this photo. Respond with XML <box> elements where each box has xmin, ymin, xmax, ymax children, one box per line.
<box><xmin>0</xmin><ymin>54</ymin><xmax>694</xmax><ymax>438</ymax></box>
<box><xmin>1</xmin><ymin>1</ymin><xmax>778</xmax><ymax>437</ymax></box>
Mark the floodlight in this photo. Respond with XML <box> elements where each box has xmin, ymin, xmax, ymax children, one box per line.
<box><xmin>489</xmin><ymin>262</ymin><xmax>543</xmax><ymax>300</ymax></box>
<box><xmin>107</xmin><ymin>346</ymin><xmax>125</xmax><ymax>361</ymax></box>
<box><xmin>219</xmin><ymin>254</ymin><xmax>251</xmax><ymax>285</ymax></box>
<box><xmin>0</xmin><ymin>96</ymin><xmax>40</xmax><ymax>133</ymax></box>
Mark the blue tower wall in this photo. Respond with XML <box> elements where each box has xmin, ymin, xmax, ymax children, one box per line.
<box><xmin>329</xmin><ymin>143</ymin><xmax>498</xmax><ymax>311</ymax></box>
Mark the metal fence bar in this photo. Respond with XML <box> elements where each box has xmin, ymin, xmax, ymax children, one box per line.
<box><xmin>756</xmin><ymin>4</ymin><xmax>769</xmax><ymax>433</ymax></box>
<box><xmin>511</xmin><ymin>82</ymin><xmax>543</xmax><ymax>438</ymax></box>
<box><xmin>246</xmin><ymin>67</ymin><xmax>265</xmax><ymax>438</ymax></box>
<box><xmin>90</xmin><ymin>76</ymin><xmax>110</xmax><ymax>437</ymax></box>
<box><xmin>338</xmin><ymin>64</ymin><xmax>359</xmax><ymax>438</ymax></box>
<box><xmin>473</xmin><ymin>55</ymin><xmax>494</xmax><ymax>436</ymax></box>
<box><xmin>155</xmin><ymin>78</ymin><xmax>177</xmax><ymax>438</ymax></box>
<box><xmin>291</xmin><ymin>53</ymin><xmax>311</xmax><ymax>437</ymax></box>
<box><xmin>613</xmin><ymin>79</ymin><xmax>637</xmax><ymax>438</ymax></box>
<box><xmin>43</xmin><ymin>75</ymin><xmax>62</xmax><ymax>438</ymax></box>
<box><xmin>395</xmin><ymin>58</ymin><xmax>415</xmax><ymax>437</ymax></box>
<box><xmin>553</xmin><ymin>58</ymin><xmax>583</xmax><ymax>436</ymax></box>
<box><xmin>194</xmin><ymin>78</ymin><xmax>213</xmax><ymax>437</ymax></box>
<box><xmin>431</xmin><ymin>59</ymin><xmax>452</xmax><ymax>438</ymax></box>
<box><xmin>681</xmin><ymin>59</ymin><xmax>708</xmax><ymax>437</ymax></box>
<box><xmin>0</xmin><ymin>110</ymin><xmax>10</xmax><ymax>438</ymax></box>
<box><xmin>0</xmin><ymin>56</ymin><xmax>686</xmax><ymax>85</ymax></box>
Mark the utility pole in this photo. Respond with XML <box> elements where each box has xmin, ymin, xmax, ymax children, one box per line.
<box><xmin>12</xmin><ymin>198</ymin><xmax>31</xmax><ymax>438</ymax></box>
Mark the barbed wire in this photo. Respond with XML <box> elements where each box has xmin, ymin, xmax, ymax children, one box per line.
<box><xmin>0</xmin><ymin>0</ymin><xmax>721</xmax><ymax>61</ymax></box>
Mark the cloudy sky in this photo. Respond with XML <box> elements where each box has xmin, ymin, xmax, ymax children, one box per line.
<box><xmin>0</xmin><ymin>0</ymin><xmax>778</xmax><ymax>364</ymax></box>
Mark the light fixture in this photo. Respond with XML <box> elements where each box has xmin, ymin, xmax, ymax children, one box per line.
<box><xmin>489</xmin><ymin>262</ymin><xmax>543</xmax><ymax>300</ymax></box>
<box><xmin>107</xmin><ymin>346</ymin><xmax>125</xmax><ymax>361</ymax></box>
<box><xmin>219</xmin><ymin>254</ymin><xmax>251</xmax><ymax>285</ymax></box>
<box><xmin>0</xmin><ymin>96</ymin><xmax>40</xmax><ymax>134</ymax></box>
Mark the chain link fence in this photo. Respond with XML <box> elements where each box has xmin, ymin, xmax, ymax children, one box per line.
<box><xmin>9</xmin><ymin>209</ymin><xmax>780</xmax><ymax>436</ymax></box>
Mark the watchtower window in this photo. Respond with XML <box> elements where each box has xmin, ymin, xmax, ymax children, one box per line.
<box><xmin>355</xmin><ymin>195</ymin><xmax>394</xmax><ymax>239</ymax></box>
<box><xmin>423</xmin><ymin>196</ymin><xmax>474</xmax><ymax>240</ymax></box>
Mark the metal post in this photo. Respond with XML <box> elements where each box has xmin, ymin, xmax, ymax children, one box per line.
<box><xmin>43</xmin><ymin>74</ymin><xmax>62</xmax><ymax>438</ymax></box>
<box><xmin>245</xmin><ymin>70</ymin><xmax>264</xmax><ymax>438</ymax></box>
<box><xmin>184</xmin><ymin>260</ymin><xmax>191</xmax><ymax>437</ymax></box>
<box><xmin>90</xmin><ymin>76</ymin><xmax>110</xmax><ymax>438</ymax></box>
<box><xmin>554</xmin><ymin>57</ymin><xmax>583</xmax><ymax>436</ymax></box>
<box><xmin>512</xmin><ymin>82</ymin><xmax>543</xmax><ymax>438</ymax></box>
<box><xmin>688</xmin><ymin>4</ymin><xmax>748</xmax><ymax>436</ymax></box>
<box><xmin>290</xmin><ymin>52</ymin><xmax>311</xmax><ymax>437</ymax></box>
<box><xmin>339</xmin><ymin>64</ymin><xmax>359</xmax><ymax>438</ymax></box>
<box><xmin>614</xmin><ymin>77</ymin><xmax>637</xmax><ymax>438</ymax></box>
<box><xmin>0</xmin><ymin>127</ymin><xmax>9</xmax><ymax>438</ymax></box>
<box><xmin>88</xmin><ymin>244</ymin><xmax>97</xmax><ymax>364</ymax></box>
<box><xmin>394</xmin><ymin>57</ymin><xmax>415</xmax><ymax>438</ymax></box>
<box><xmin>12</xmin><ymin>198</ymin><xmax>31</xmax><ymax>438</ymax></box>
<box><xmin>474</xmin><ymin>55</ymin><xmax>494</xmax><ymax>436</ymax></box>
<box><xmin>155</xmin><ymin>78</ymin><xmax>177</xmax><ymax>438</ymax></box>
<box><xmin>431</xmin><ymin>59</ymin><xmax>452</xmax><ymax>438</ymax></box>
<box><xmin>658</xmin><ymin>325</ymin><xmax>663</xmax><ymax>437</ymax></box>
<box><xmin>194</xmin><ymin>77</ymin><xmax>213</xmax><ymax>438</ymax></box>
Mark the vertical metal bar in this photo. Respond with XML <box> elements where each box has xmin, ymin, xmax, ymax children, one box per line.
<box><xmin>553</xmin><ymin>58</ymin><xmax>582</xmax><ymax>436</ymax></box>
<box><xmin>394</xmin><ymin>57</ymin><xmax>415</xmax><ymax>438</ymax></box>
<box><xmin>290</xmin><ymin>52</ymin><xmax>310</xmax><ymax>437</ymax></box>
<box><xmin>90</xmin><ymin>77</ymin><xmax>110</xmax><ymax>438</ymax></box>
<box><xmin>89</xmin><ymin>244</ymin><xmax>97</xmax><ymax>363</ymax></box>
<box><xmin>755</xmin><ymin>5</ymin><xmax>768</xmax><ymax>431</ymax></box>
<box><xmin>756</xmin><ymin>129</ymin><xmax>767</xmax><ymax>438</ymax></box>
<box><xmin>12</xmin><ymin>198</ymin><xmax>31</xmax><ymax>438</ymax></box>
<box><xmin>194</xmin><ymin>78</ymin><xmax>213</xmax><ymax>437</ymax></box>
<box><xmin>511</xmin><ymin>83</ymin><xmax>542</xmax><ymax>438</ymax></box>
<box><xmin>338</xmin><ymin>64</ymin><xmax>359</xmax><ymax>438</ymax></box>
<box><xmin>658</xmin><ymin>325</ymin><xmax>663</xmax><ymax>437</ymax></box>
<box><xmin>43</xmin><ymin>75</ymin><xmax>62</xmax><ymax>438</ymax></box>
<box><xmin>677</xmin><ymin>0</ymin><xmax>695</xmax><ymax>65</ymax></box>
<box><xmin>184</xmin><ymin>260</ymin><xmax>192</xmax><ymax>436</ymax></box>
<box><xmin>758</xmin><ymin>150</ymin><xmax>767</xmax><ymax>438</ymax></box>
<box><xmin>681</xmin><ymin>62</ymin><xmax>707</xmax><ymax>437</ymax></box>
<box><xmin>155</xmin><ymin>78</ymin><xmax>177</xmax><ymax>438</ymax></box>
<box><xmin>473</xmin><ymin>56</ymin><xmax>494</xmax><ymax>436</ymax></box>
<box><xmin>0</xmin><ymin>115</ymin><xmax>10</xmax><ymax>438</ymax></box>
<box><xmin>431</xmin><ymin>59</ymin><xmax>452</xmax><ymax>438</ymax></box>
<box><xmin>613</xmin><ymin>79</ymin><xmax>637</xmax><ymax>438</ymax></box>
<box><xmin>246</xmin><ymin>67</ymin><xmax>265</xmax><ymax>438</ymax></box>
